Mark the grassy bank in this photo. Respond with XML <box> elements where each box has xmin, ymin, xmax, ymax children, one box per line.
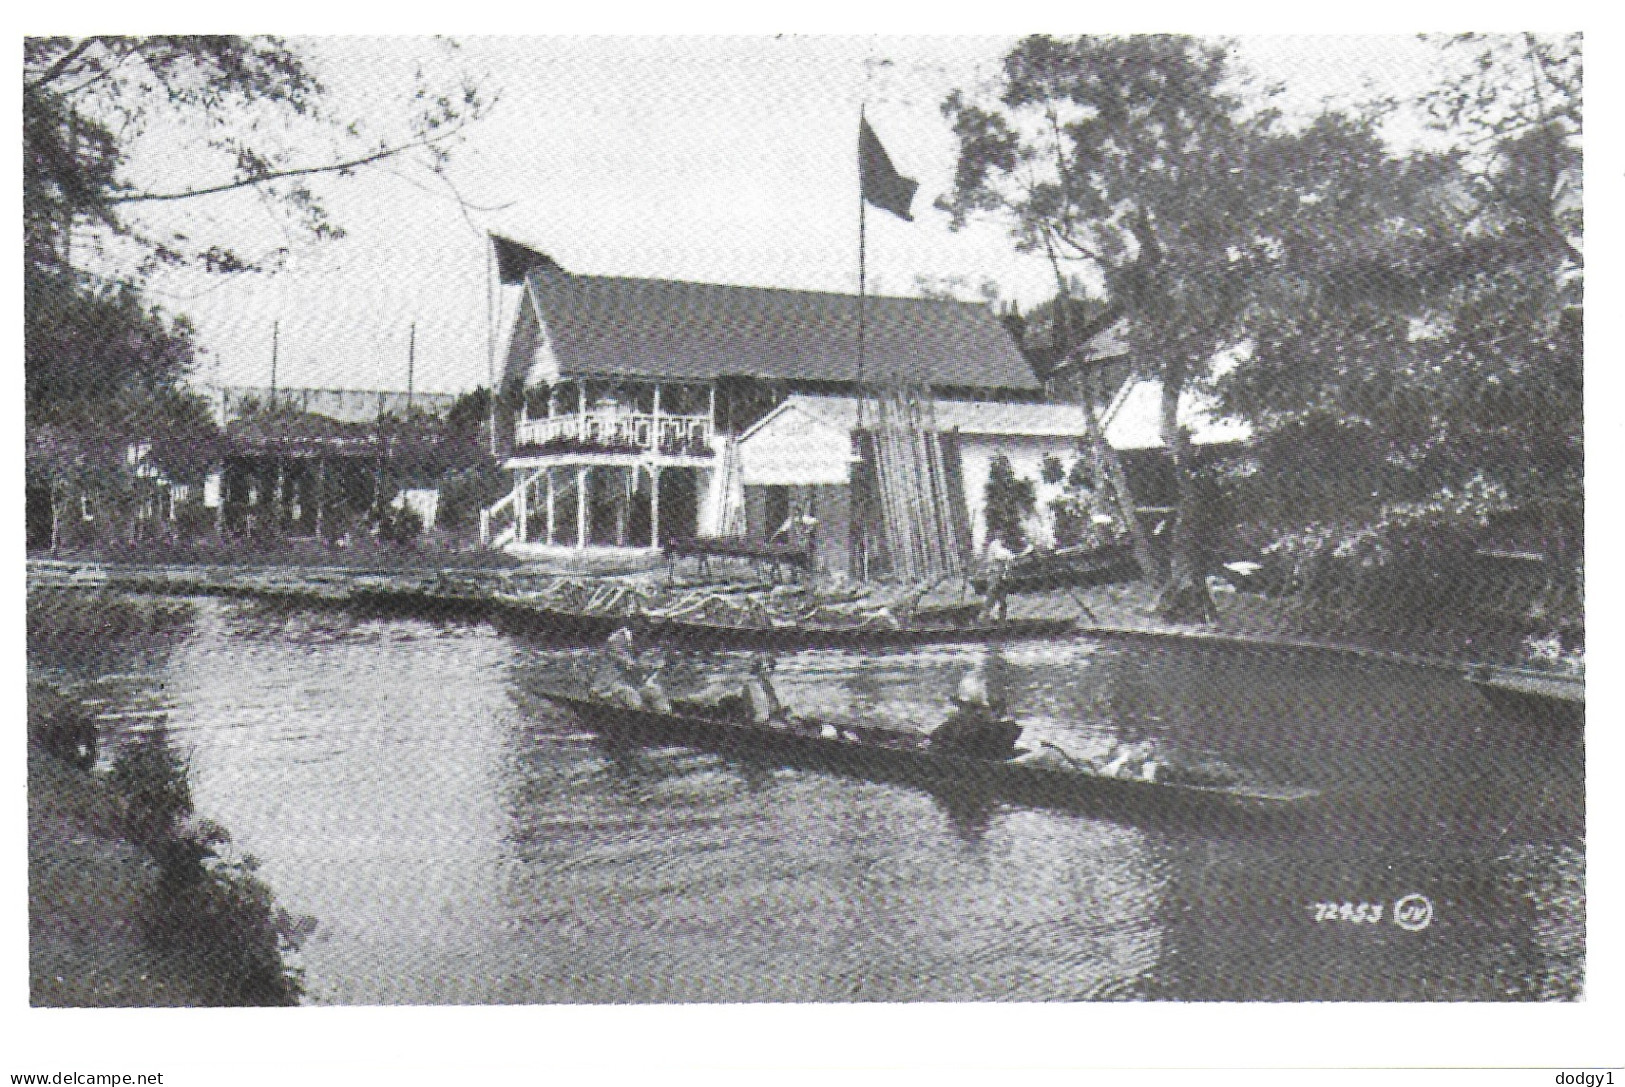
<box><xmin>1013</xmin><ymin>581</ymin><xmax>1554</xmax><ymax>668</ymax></box>
<box><xmin>28</xmin><ymin>679</ymin><xmax>303</xmax><ymax>1007</ymax></box>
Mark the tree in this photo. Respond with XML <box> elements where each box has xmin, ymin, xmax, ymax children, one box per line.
<box><xmin>24</xmin><ymin>36</ymin><xmax>488</xmax><ymax>279</ymax></box>
<box><xmin>23</xmin><ymin>37</ymin><xmax>489</xmax><ymax>551</ymax></box>
<box><xmin>942</xmin><ymin>35</ymin><xmax>1293</xmax><ymax>621</ymax></box>
<box><xmin>25</xmin><ymin>263</ymin><xmax>219</xmax><ymax>549</ymax></box>
<box><xmin>1217</xmin><ymin>36</ymin><xmax>1582</xmax><ymax>629</ymax></box>
<box><xmin>983</xmin><ymin>454</ymin><xmax>1035</xmax><ymax>551</ymax></box>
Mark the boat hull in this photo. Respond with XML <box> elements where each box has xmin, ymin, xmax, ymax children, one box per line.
<box><xmin>493</xmin><ymin>604</ymin><xmax>1075</xmax><ymax>649</ymax></box>
<box><xmin>537</xmin><ymin>691</ymin><xmax>1318</xmax><ymax>820</ymax></box>
<box><xmin>971</xmin><ymin>542</ymin><xmax>1141</xmax><ymax>595</ymax></box>
<box><xmin>1466</xmin><ymin>667</ymin><xmax>1584</xmax><ymax>728</ymax></box>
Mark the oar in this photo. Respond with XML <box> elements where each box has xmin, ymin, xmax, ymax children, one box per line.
<box><xmin>1059</xmin><ymin>583</ymin><xmax>1099</xmax><ymax>623</ymax></box>
<box><xmin>1039</xmin><ymin>740</ymin><xmax>1093</xmax><ymax>772</ymax></box>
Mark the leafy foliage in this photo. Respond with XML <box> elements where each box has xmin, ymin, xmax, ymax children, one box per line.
<box><xmin>983</xmin><ymin>454</ymin><xmax>1036</xmax><ymax>551</ymax></box>
<box><xmin>24</xmin><ymin>36</ymin><xmax>487</xmax><ymax>277</ymax></box>
<box><xmin>941</xmin><ymin>35</ymin><xmax>1296</xmax><ymax>618</ymax></box>
<box><xmin>24</xmin><ymin>37</ymin><xmax>489</xmax><ymax>553</ymax></box>
<box><xmin>1218</xmin><ymin>34</ymin><xmax>1582</xmax><ymax>619</ymax></box>
<box><xmin>943</xmin><ymin>34</ymin><xmax>1582</xmax><ymax>631</ymax></box>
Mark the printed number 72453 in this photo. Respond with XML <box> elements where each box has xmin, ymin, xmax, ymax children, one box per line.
<box><xmin>1310</xmin><ymin>902</ymin><xmax>1384</xmax><ymax>924</ymax></box>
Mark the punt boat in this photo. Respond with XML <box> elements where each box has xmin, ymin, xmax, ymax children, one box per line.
<box><xmin>535</xmin><ymin>689</ymin><xmax>1321</xmax><ymax>817</ymax></box>
<box><xmin>492</xmin><ymin>598</ymin><xmax>1075</xmax><ymax>649</ymax></box>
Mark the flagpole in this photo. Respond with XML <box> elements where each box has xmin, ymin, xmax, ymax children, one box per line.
<box><xmin>855</xmin><ymin>104</ymin><xmax>870</xmax><ymax>580</ymax></box>
<box><xmin>486</xmin><ymin>236</ymin><xmax>497</xmax><ymax>458</ymax></box>
<box><xmin>857</xmin><ymin>106</ymin><xmax>868</xmax><ymax>430</ymax></box>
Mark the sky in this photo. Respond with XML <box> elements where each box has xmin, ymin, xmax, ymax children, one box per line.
<box><xmin>126</xmin><ymin>35</ymin><xmax>1450</xmax><ymax>396</ymax></box>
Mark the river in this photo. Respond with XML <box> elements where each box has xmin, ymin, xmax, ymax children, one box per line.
<box><xmin>66</xmin><ymin>597</ymin><xmax>1585</xmax><ymax>1003</ymax></box>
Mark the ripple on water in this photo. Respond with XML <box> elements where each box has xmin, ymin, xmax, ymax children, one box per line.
<box><xmin>105</xmin><ymin>598</ymin><xmax>1586</xmax><ymax>1004</ymax></box>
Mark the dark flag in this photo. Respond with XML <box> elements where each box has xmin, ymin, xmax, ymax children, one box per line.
<box><xmin>859</xmin><ymin>118</ymin><xmax>918</xmax><ymax>222</ymax></box>
<box><xmin>491</xmin><ymin>234</ymin><xmax>563</xmax><ymax>285</ymax></box>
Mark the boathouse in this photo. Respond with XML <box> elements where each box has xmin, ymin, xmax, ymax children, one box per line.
<box><xmin>734</xmin><ymin>395</ymin><xmax>1103</xmax><ymax>564</ymax></box>
<box><xmin>484</xmin><ymin>259</ymin><xmax>1044</xmax><ymax>561</ymax></box>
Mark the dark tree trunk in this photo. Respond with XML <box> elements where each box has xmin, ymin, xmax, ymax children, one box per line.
<box><xmin>1153</xmin><ymin>357</ymin><xmax>1216</xmax><ymax>625</ymax></box>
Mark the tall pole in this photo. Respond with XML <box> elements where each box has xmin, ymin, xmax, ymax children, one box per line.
<box><xmin>407</xmin><ymin>321</ymin><xmax>416</xmax><ymax>411</ymax></box>
<box><xmin>486</xmin><ymin>238</ymin><xmax>498</xmax><ymax>457</ymax></box>
<box><xmin>269</xmin><ymin>319</ymin><xmax>280</xmax><ymax>404</ymax></box>
<box><xmin>857</xmin><ymin>107</ymin><xmax>868</xmax><ymax>429</ymax></box>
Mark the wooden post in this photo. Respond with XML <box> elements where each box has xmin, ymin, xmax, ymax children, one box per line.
<box><xmin>315</xmin><ymin>457</ymin><xmax>326</xmax><ymax>541</ymax></box>
<box><xmin>406</xmin><ymin>321</ymin><xmax>416</xmax><ymax>412</ymax></box>
<box><xmin>652</xmin><ymin>384</ymin><xmax>663</xmax><ymax>453</ymax></box>
<box><xmin>650</xmin><ymin>465</ymin><xmax>661</xmax><ymax>549</ymax></box>
<box><xmin>576</xmin><ymin>465</ymin><xmax>588</xmax><ymax>548</ymax></box>
<box><xmin>516</xmin><ymin>469</ymin><xmax>529</xmax><ymax>544</ymax></box>
<box><xmin>615</xmin><ymin>467</ymin><xmax>628</xmax><ymax>547</ymax></box>
<box><xmin>546</xmin><ymin>468</ymin><xmax>556</xmax><ymax>545</ymax></box>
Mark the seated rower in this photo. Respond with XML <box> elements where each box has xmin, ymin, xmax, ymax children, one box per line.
<box><xmin>593</xmin><ymin>626</ymin><xmax>670</xmax><ymax>712</ymax></box>
<box><xmin>704</xmin><ymin>653</ymin><xmax>791</xmax><ymax>726</ymax></box>
<box><xmin>742</xmin><ymin>653</ymin><xmax>791</xmax><ymax>726</ymax></box>
<box><xmin>928</xmin><ymin>666</ymin><xmax>1024</xmax><ymax>760</ymax></box>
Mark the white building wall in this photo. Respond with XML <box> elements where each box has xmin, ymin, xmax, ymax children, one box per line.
<box><xmin>736</xmin><ymin>398</ymin><xmax>1095</xmax><ymax>558</ymax></box>
<box><xmin>957</xmin><ymin>434</ymin><xmax>1083</xmax><ymax>555</ymax></box>
<box><xmin>738</xmin><ymin>406</ymin><xmax>853</xmax><ymax>486</ymax></box>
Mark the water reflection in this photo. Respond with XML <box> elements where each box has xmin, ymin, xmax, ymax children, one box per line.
<box><xmin>56</xmin><ymin>598</ymin><xmax>1584</xmax><ymax>1003</ymax></box>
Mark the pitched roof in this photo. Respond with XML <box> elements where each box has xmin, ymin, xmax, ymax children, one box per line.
<box><xmin>1078</xmin><ymin>318</ymin><xmax>1132</xmax><ymax>364</ymax></box>
<box><xmin>1101</xmin><ymin>378</ymin><xmax>1252</xmax><ymax>450</ymax></box>
<box><xmin>526</xmin><ymin>271</ymin><xmax>1038</xmax><ymax>391</ymax></box>
<box><xmin>741</xmin><ymin>394</ymin><xmax>1094</xmax><ymax>443</ymax></box>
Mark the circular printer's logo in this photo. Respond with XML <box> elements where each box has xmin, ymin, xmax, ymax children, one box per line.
<box><xmin>1393</xmin><ymin>894</ymin><xmax>1434</xmax><ymax>932</ymax></box>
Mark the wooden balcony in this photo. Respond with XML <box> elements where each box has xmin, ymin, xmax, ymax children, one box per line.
<box><xmin>514</xmin><ymin>410</ymin><xmax>713</xmax><ymax>458</ymax></box>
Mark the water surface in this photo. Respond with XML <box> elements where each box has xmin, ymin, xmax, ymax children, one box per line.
<box><xmin>96</xmin><ymin>598</ymin><xmax>1582</xmax><ymax>1002</ymax></box>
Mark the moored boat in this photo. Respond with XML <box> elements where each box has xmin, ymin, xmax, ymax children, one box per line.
<box><xmin>490</xmin><ymin>594</ymin><xmax>1075</xmax><ymax>648</ymax></box>
<box><xmin>648</xmin><ymin>614</ymin><xmax>1075</xmax><ymax>650</ymax></box>
<box><xmin>971</xmin><ymin>540</ymin><xmax>1141</xmax><ymax>595</ymax></box>
<box><xmin>534</xmin><ymin>689</ymin><xmax>1320</xmax><ymax>817</ymax></box>
<box><xmin>1465</xmin><ymin>664</ymin><xmax>1584</xmax><ymax>727</ymax></box>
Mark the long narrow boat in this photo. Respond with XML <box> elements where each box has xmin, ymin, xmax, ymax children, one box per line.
<box><xmin>1465</xmin><ymin>664</ymin><xmax>1584</xmax><ymax>727</ymax></box>
<box><xmin>971</xmin><ymin>541</ymin><xmax>1141</xmax><ymax>595</ymax></box>
<box><xmin>487</xmin><ymin>596</ymin><xmax>632</xmax><ymax>640</ymax></box>
<box><xmin>491</xmin><ymin>597</ymin><xmax>1075</xmax><ymax>648</ymax></box>
<box><xmin>348</xmin><ymin>583</ymin><xmax>498</xmax><ymax>621</ymax></box>
<box><xmin>535</xmin><ymin>689</ymin><xmax>1320</xmax><ymax>817</ymax></box>
<box><xmin>647</xmin><ymin>614</ymin><xmax>1075</xmax><ymax>650</ymax></box>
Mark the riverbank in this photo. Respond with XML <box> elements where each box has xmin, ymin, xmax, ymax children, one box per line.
<box><xmin>26</xmin><ymin>556</ymin><xmax>1560</xmax><ymax>671</ymax></box>
<box><xmin>1006</xmin><ymin>581</ymin><xmax>1546</xmax><ymax>670</ymax></box>
<box><xmin>28</xmin><ymin>679</ymin><xmax>303</xmax><ymax>1007</ymax></box>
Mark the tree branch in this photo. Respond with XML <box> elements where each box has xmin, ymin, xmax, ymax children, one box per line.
<box><xmin>105</xmin><ymin>126</ymin><xmax>467</xmax><ymax>205</ymax></box>
<box><xmin>27</xmin><ymin>37</ymin><xmax>109</xmax><ymax>89</ymax></box>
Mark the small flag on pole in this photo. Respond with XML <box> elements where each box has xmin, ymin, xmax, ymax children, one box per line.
<box><xmin>859</xmin><ymin>118</ymin><xmax>918</xmax><ymax>222</ymax></box>
<box><xmin>491</xmin><ymin>234</ymin><xmax>563</xmax><ymax>285</ymax></box>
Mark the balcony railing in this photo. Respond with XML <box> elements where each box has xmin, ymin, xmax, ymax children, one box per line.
<box><xmin>515</xmin><ymin>411</ymin><xmax>713</xmax><ymax>457</ymax></box>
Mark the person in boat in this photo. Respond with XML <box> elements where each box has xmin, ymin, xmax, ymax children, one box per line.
<box><xmin>979</xmin><ymin>537</ymin><xmax>1033</xmax><ymax>623</ymax></box>
<box><xmin>705</xmin><ymin>653</ymin><xmax>791</xmax><ymax>726</ymax></box>
<box><xmin>928</xmin><ymin>665</ymin><xmax>1024</xmax><ymax>760</ymax></box>
<box><xmin>744</xmin><ymin>652</ymin><xmax>788</xmax><ymax>725</ymax></box>
<box><xmin>593</xmin><ymin>625</ymin><xmax>670</xmax><ymax>712</ymax></box>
